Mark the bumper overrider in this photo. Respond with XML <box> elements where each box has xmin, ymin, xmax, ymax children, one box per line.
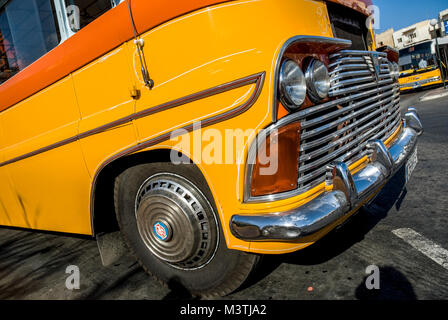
<box><xmin>230</xmin><ymin>107</ymin><xmax>423</xmax><ymax>241</ymax></box>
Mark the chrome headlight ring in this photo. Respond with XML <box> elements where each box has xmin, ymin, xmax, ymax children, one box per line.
<box><xmin>279</xmin><ymin>59</ymin><xmax>307</xmax><ymax>110</ymax></box>
<box><xmin>305</xmin><ymin>59</ymin><xmax>330</xmax><ymax>102</ymax></box>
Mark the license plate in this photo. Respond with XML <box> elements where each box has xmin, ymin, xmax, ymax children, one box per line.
<box><xmin>405</xmin><ymin>147</ymin><xmax>418</xmax><ymax>183</ymax></box>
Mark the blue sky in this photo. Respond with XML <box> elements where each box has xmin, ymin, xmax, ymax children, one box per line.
<box><xmin>375</xmin><ymin>0</ymin><xmax>447</xmax><ymax>33</ymax></box>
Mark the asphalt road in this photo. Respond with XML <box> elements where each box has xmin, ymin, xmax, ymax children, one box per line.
<box><xmin>1</xmin><ymin>87</ymin><xmax>447</xmax><ymax>300</ymax></box>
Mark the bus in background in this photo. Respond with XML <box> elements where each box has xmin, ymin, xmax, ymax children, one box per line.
<box><xmin>398</xmin><ymin>39</ymin><xmax>445</xmax><ymax>92</ymax></box>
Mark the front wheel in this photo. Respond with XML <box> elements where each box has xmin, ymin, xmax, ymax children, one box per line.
<box><xmin>114</xmin><ymin>162</ymin><xmax>259</xmax><ymax>298</ymax></box>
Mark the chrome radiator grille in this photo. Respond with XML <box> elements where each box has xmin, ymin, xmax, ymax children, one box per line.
<box><xmin>297</xmin><ymin>50</ymin><xmax>401</xmax><ymax>191</ymax></box>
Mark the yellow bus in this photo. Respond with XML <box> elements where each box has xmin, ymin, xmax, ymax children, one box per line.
<box><xmin>0</xmin><ymin>0</ymin><xmax>423</xmax><ymax>297</ymax></box>
<box><xmin>399</xmin><ymin>40</ymin><xmax>444</xmax><ymax>91</ymax></box>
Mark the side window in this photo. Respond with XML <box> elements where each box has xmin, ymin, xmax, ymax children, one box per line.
<box><xmin>64</xmin><ymin>0</ymin><xmax>118</xmax><ymax>32</ymax></box>
<box><xmin>0</xmin><ymin>0</ymin><xmax>61</xmax><ymax>84</ymax></box>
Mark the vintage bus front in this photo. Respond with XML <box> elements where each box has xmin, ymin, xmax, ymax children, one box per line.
<box><xmin>399</xmin><ymin>40</ymin><xmax>444</xmax><ymax>91</ymax></box>
<box><xmin>0</xmin><ymin>0</ymin><xmax>424</xmax><ymax>297</ymax></box>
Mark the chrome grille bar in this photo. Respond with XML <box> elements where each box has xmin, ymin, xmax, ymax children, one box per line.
<box><xmin>329</xmin><ymin>78</ymin><xmax>394</xmax><ymax>97</ymax></box>
<box><xmin>301</xmin><ymin>95</ymin><xmax>395</xmax><ymax>139</ymax></box>
<box><xmin>298</xmin><ymin>113</ymin><xmax>401</xmax><ymax>187</ymax></box>
<box><xmin>300</xmin><ymin>88</ymin><xmax>396</xmax><ymax>130</ymax></box>
<box><xmin>329</xmin><ymin>64</ymin><xmax>369</xmax><ymax>74</ymax></box>
<box><xmin>297</xmin><ymin>50</ymin><xmax>401</xmax><ymax>191</ymax></box>
<box><xmin>330</xmin><ymin>69</ymin><xmax>373</xmax><ymax>80</ymax></box>
<box><xmin>329</xmin><ymin>50</ymin><xmax>388</xmax><ymax>58</ymax></box>
<box><xmin>328</xmin><ymin>57</ymin><xmax>364</xmax><ymax>68</ymax></box>
<box><xmin>300</xmin><ymin>107</ymin><xmax>400</xmax><ymax>161</ymax></box>
<box><xmin>299</xmin><ymin>108</ymin><xmax>400</xmax><ymax>174</ymax></box>
<box><xmin>295</xmin><ymin>83</ymin><xmax>396</xmax><ymax>119</ymax></box>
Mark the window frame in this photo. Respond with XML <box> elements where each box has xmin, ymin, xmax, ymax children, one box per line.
<box><xmin>53</xmin><ymin>0</ymin><xmax>76</xmax><ymax>42</ymax></box>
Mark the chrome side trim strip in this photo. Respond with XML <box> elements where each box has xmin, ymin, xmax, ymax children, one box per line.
<box><xmin>231</xmin><ymin>107</ymin><xmax>422</xmax><ymax>241</ymax></box>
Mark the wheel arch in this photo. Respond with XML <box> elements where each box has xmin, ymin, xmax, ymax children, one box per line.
<box><xmin>89</xmin><ymin>148</ymin><xmax>222</xmax><ymax>238</ymax></box>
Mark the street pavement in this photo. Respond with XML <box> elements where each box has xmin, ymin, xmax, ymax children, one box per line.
<box><xmin>0</xmin><ymin>87</ymin><xmax>447</xmax><ymax>300</ymax></box>
<box><xmin>419</xmin><ymin>86</ymin><xmax>448</xmax><ymax>102</ymax></box>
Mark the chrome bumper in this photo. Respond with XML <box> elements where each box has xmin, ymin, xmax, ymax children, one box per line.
<box><xmin>230</xmin><ymin>107</ymin><xmax>423</xmax><ymax>241</ymax></box>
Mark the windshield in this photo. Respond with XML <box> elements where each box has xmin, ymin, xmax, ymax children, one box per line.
<box><xmin>398</xmin><ymin>41</ymin><xmax>437</xmax><ymax>77</ymax></box>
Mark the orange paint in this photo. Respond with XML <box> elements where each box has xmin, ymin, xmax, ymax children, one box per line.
<box><xmin>130</xmin><ymin>0</ymin><xmax>234</xmax><ymax>35</ymax></box>
<box><xmin>277</xmin><ymin>102</ymin><xmax>289</xmax><ymax>120</ymax></box>
<box><xmin>0</xmin><ymin>0</ymin><xmax>234</xmax><ymax>112</ymax></box>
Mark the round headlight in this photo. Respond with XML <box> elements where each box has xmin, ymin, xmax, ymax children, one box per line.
<box><xmin>305</xmin><ymin>59</ymin><xmax>330</xmax><ymax>102</ymax></box>
<box><xmin>279</xmin><ymin>59</ymin><xmax>307</xmax><ymax>109</ymax></box>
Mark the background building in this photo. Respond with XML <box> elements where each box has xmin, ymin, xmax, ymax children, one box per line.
<box><xmin>376</xmin><ymin>28</ymin><xmax>395</xmax><ymax>47</ymax></box>
<box><xmin>376</xmin><ymin>8</ymin><xmax>448</xmax><ymax>49</ymax></box>
<box><xmin>393</xmin><ymin>20</ymin><xmax>433</xmax><ymax>50</ymax></box>
<box><xmin>439</xmin><ymin>9</ymin><xmax>448</xmax><ymax>36</ymax></box>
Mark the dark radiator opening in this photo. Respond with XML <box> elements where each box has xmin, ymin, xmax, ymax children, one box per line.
<box><xmin>327</xmin><ymin>2</ymin><xmax>370</xmax><ymax>51</ymax></box>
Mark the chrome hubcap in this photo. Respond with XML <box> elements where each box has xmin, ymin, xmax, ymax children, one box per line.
<box><xmin>135</xmin><ymin>174</ymin><xmax>218</xmax><ymax>270</ymax></box>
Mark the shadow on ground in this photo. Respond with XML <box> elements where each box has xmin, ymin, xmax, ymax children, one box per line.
<box><xmin>355</xmin><ymin>266</ymin><xmax>417</xmax><ymax>300</ymax></box>
<box><xmin>0</xmin><ymin>230</ymin><xmax>92</xmax><ymax>299</ymax></box>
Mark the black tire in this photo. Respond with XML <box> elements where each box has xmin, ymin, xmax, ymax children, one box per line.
<box><xmin>114</xmin><ymin>162</ymin><xmax>260</xmax><ymax>298</ymax></box>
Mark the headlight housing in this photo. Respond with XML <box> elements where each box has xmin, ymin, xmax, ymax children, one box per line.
<box><xmin>279</xmin><ymin>59</ymin><xmax>307</xmax><ymax>110</ymax></box>
<box><xmin>305</xmin><ymin>59</ymin><xmax>330</xmax><ymax>102</ymax></box>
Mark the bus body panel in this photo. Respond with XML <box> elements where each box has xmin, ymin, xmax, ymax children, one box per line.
<box><xmin>0</xmin><ymin>76</ymin><xmax>92</xmax><ymax>234</ymax></box>
<box><xmin>73</xmin><ymin>42</ymin><xmax>140</xmax><ymax>177</ymax></box>
<box><xmin>0</xmin><ymin>123</ymin><xmax>24</xmax><ymax>227</ymax></box>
